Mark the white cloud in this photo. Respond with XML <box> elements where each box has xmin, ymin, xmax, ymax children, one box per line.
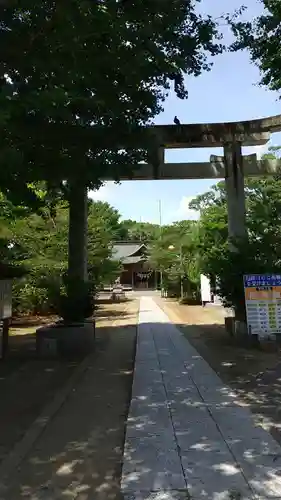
<box><xmin>246</xmin><ymin>142</ymin><xmax>275</xmax><ymax>159</ymax></box>
<box><xmin>253</xmin><ymin>144</ymin><xmax>269</xmax><ymax>159</ymax></box>
<box><xmin>173</xmin><ymin>196</ymin><xmax>199</xmax><ymax>221</ymax></box>
<box><xmin>88</xmin><ymin>182</ymin><xmax>117</xmax><ymax>202</ymax></box>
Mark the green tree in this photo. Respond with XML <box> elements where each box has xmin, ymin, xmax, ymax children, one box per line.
<box><xmin>1</xmin><ymin>1</ymin><xmax>223</xmax><ymax>321</ymax></box>
<box><xmin>117</xmin><ymin>220</ymin><xmax>160</xmax><ymax>242</ymax></box>
<box><xmin>192</xmin><ymin>162</ymin><xmax>281</xmax><ymax>317</ymax></box>
<box><xmin>230</xmin><ymin>2</ymin><xmax>281</xmax><ymax>94</ymax></box>
<box><xmin>1</xmin><ymin>193</ymin><xmax>122</xmax><ymax>314</ymax></box>
<box><xmin>149</xmin><ymin>220</ymin><xmax>200</xmax><ymax>299</ymax></box>
<box><xmin>87</xmin><ymin>201</ymin><xmax>122</xmax><ymax>285</ymax></box>
<box><xmin>262</xmin><ymin>146</ymin><xmax>281</xmax><ymax>160</ymax></box>
<box><xmin>0</xmin><ymin>1</ymin><xmax>222</xmax><ymax>201</ymax></box>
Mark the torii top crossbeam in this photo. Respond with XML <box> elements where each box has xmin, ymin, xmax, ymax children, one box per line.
<box><xmin>151</xmin><ymin>114</ymin><xmax>281</xmax><ymax>149</ymax></box>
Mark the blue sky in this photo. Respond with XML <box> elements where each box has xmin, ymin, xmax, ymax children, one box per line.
<box><xmin>90</xmin><ymin>0</ymin><xmax>281</xmax><ymax>224</ymax></box>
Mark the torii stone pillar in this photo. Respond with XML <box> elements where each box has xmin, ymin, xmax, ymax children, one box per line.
<box><xmin>148</xmin><ymin>145</ymin><xmax>165</xmax><ymax>179</ymax></box>
<box><xmin>68</xmin><ymin>179</ymin><xmax>88</xmax><ymax>311</ymax></box>
<box><xmin>211</xmin><ymin>144</ymin><xmax>248</xmax><ymax>327</ymax></box>
<box><xmin>36</xmin><ymin>179</ymin><xmax>91</xmax><ymax>358</ymax></box>
<box><xmin>223</xmin><ymin>142</ymin><xmax>247</xmax><ymax>244</ymax></box>
<box><xmin>224</xmin><ymin>142</ymin><xmax>248</xmax><ymax>329</ymax></box>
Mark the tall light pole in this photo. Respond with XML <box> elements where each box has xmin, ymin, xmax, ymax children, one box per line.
<box><xmin>158</xmin><ymin>200</ymin><xmax>163</xmax><ymax>295</ymax></box>
<box><xmin>179</xmin><ymin>244</ymin><xmax>184</xmax><ymax>300</ymax></box>
<box><xmin>168</xmin><ymin>244</ymin><xmax>184</xmax><ymax>299</ymax></box>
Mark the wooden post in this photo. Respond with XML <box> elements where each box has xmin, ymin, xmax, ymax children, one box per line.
<box><xmin>1</xmin><ymin>318</ymin><xmax>9</xmax><ymax>359</ymax></box>
<box><xmin>131</xmin><ymin>268</ymin><xmax>134</xmax><ymax>289</ymax></box>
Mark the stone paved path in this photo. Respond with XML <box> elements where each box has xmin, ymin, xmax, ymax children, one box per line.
<box><xmin>121</xmin><ymin>297</ymin><xmax>281</xmax><ymax>500</ymax></box>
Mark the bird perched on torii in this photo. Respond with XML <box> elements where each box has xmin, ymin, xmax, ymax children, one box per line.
<box><xmin>174</xmin><ymin>116</ymin><xmax>181</xmax><ymax>125</ymax></box>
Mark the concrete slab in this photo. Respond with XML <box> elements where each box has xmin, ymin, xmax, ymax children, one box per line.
<box><xmin>126</xmin><ymin>405</ymin><xmax>173</xmax><ymax>438</ymax></box>
<box><xmin>196</xmin><ymin>386</ymin><xmax>239</xmax><ymax>405</ymax></box>
<box><xmin>175</xmin><ymin>425</ymin><xmax>231</xmax><ymax>452</ymax></box>
<box><xmin>122</xmin><ymin>297</ymin><xmax>281</xmax><ymax>499</ymax></box>
<box><xmin>181</xmin><ymin>451</ymin><xmax>252</xmax><ymax>500</ymax></box>
<box><xmin>169</xmin><ymin>404</ymin><xmax>213</xmax><ymax>431</ymax></box>
<box><xmin>227</xmin><ymin>434</ymin><xmax>281</xmax><ymax>498</ymax></box>
<box><xmin>131</xmin><ymin>383</ymin><xmax>167</xmax><ymax>400</ymax></box>
<box><xmin>165</xmin><ymin>384</ymin><xmax>200</xmax><ymax>404</ymax></box>
<box><xmin>123</xmin><ymin>492</ymin><xmax>191</xmax><ymax>500</ymax></box>
<box><xmin>122</xmin><ymin>436</ymin><xmax>186</xmax><ymax>492</ymax></box>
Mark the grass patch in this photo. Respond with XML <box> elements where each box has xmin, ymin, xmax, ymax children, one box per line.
<box><xmin>10</xmin><ymin>326</ymin><xmax>37</xmax><ymax>336</ymax></box>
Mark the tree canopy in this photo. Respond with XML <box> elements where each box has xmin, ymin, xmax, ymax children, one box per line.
<box><xmin>4</xmin><ymin>146</ymin><xmax>281</xmax><ymax>318</ymax></box>
<box><xmin>230</xmin><ymin>1</ymin><xmax>281</xmax><ymax>95</ymax></box>
<box><xmin>0</xmin><ymin>193</ymin><xmax>122</xmax><ymax>313</ymax></box>
<box><xmin>0</xmin><ymin>0</ymin><xmax>222</xmax><ymax>205</ymax></box>
<box><xmin>190</xmin><ymin>165</ymin><xmax>281</xmax><ymax>316</ymax></box>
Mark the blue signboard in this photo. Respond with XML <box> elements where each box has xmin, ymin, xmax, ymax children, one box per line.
<box><xmin>244</xmin><ymin>274</ymin><xmax>281</xmax><ymax>288</ymax></box>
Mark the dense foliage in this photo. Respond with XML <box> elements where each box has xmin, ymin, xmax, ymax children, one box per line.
<box><xmin>148</xmin><ymin>220</ymin><xmax>200</xmax><ymax>300</ymax></box>
<box><xmin>2</xmin><ymin>0</ymin><xmax>281</xmax><ymax>324</ymax></box>
<box><xmin>0</xmin><ymin>191</ymin><xmax>203</xmax><ymax>314</ymax></box>
<box><xmin>0</xmin><ymin>194</ymin><xmax>121</xmax><ymax>315</ymax></box>
<box><xmin>0</xmin><ymin>0</ymin><xmax>222</xmax><ymax>206</ymax></box>
<box><xmin>190</xmin><ymin>151</ymin><xmax>281</xmax><ymax>317</ymax></box>
<box><xmin>115</xmin><ymin>149</ymin><xmax>281</xmax><ymax>315</ymax></box>
<box><xmin>230</xmin><ymin>0</ymin><xmax>281</xmax><ymax>96</ymax></box>
<box><xmin>2</xmin><ymin>146</ymin><xmax>281</xmax><ymax>319</ymax></box>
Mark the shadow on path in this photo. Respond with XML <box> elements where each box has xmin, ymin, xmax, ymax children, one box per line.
<box><xmin>2</xmin><ymin>316</ymin><xmax>281</xmax><ymax>498</ymax></box>
<box><xmin>176</xmin><ymin>322</ymin><xmax>281</xmax><ymax>446</ymax></box>
<box><xmin>0</xmin><ymin>322</ymin><xmax>137</xmax><ymax>500</ymax></box>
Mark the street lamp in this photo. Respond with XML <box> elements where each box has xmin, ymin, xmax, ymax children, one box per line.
<box><xmin>168</xmin><ymin>244</ymin><xmax>184</xmax><ymax>299</ymax></box>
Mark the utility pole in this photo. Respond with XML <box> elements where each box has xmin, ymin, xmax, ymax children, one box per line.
<box><xmin>180</xmin><ymin>244</ymin><xmax>184</xmax><ymax>300</ymax></box>
<box><xmin>158</xmin><ymin>200</ymin><xmax>163</xmax><ymax>295</ymax></box>
<box><xmin>169</xmin><ymin>243</ymin><xmax>184</xmax><ymax>299</ymax></box>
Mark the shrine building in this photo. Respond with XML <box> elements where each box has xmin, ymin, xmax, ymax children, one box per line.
<box><xmin>112</xmin><ymin>242</ymin><xmax>158</xmax><ymax>289</ymax></box>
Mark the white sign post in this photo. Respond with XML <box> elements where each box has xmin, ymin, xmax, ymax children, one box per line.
<box><xmin>0</xmin><ymin>280</ymin><xmax>12</xmax><ymax>319</ymax></box>
<box><xmin>200</xmin><ymin>274</ymin><xmax>211</xmax><ymax>304</ymax></box>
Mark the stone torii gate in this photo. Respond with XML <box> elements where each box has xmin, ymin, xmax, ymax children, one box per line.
<box><xmin>69</xmin><ymin>114</ymin><xmax>281</xmax><ymax>306</ymax></box>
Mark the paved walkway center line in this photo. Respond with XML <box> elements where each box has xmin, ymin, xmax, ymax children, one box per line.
<box><xmin>121</xmin><ymin>296</ymin><xmax>281</xmax><ymax>500</ymax></box>
<box><xmin>151</xmin><ymin>318</ymin><xmax>189</xmax><ymax>493</ymax></box>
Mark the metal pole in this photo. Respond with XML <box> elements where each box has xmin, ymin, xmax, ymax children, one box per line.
<box><xmin>154</xmin><ymin>270</ymin><xmax>157</xmax><ymax>291</ymax></box>
<box><xmin>131</xmin><ymin>267</ymin><xmax>134</xmax><ymax>289</ymax></box>
<box><xmin>180</xmin><ymin>244</ymin><xmax>184</xmax><ymax>299</ymax></box>
<box><xmin>158</xmin><ymin>200</ymin><xmax>163</xmax><ymax>296</ymax></box>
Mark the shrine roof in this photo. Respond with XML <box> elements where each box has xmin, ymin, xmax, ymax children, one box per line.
<box><xmin>112</xmin><ymin>243</ymin><xmax>147</xmax><ymax>261</ymax></box>
<box><xmin>122</xmin><ymin>256</ymin><xmax>144</xmax><ymax>265</ymax></box>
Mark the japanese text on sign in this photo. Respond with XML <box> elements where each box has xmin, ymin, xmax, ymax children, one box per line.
<box><xmin>244</xmin><ymin>275</ymin><xmax>281</xmax><ymax>287</ymax></box>
<box><xmin>244</xmin><ymin>274</ymin><xmax>281</xmax><ymax>338</ymax></box>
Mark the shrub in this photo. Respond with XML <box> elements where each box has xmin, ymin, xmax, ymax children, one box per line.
<box><xmin>12</xmin><ymin>266</ymin><xmax>64</xmax><ymax>316</ymax></box>
<box><xmin>13</xmin><ymin>281</ymin><xmax>49</xmax><ymax>315</ymax></box>
<box><xmin>12</xmin><ymin>266</ymin><xmax>97</xmax><ymax>320</ymax></box>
